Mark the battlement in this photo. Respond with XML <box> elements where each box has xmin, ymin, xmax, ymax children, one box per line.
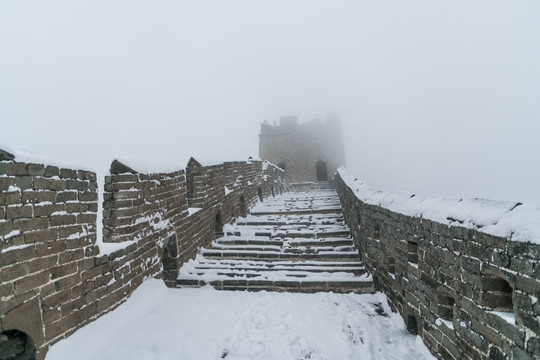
<box><xmin>0</xmin><ymin>148</ymin><xmax>286</xmax><ymax>359</ymax></box>
<box><xmin>260</xmin><ymin>114</ymin><xmax>342</xmax><ymax>134</ymax></box>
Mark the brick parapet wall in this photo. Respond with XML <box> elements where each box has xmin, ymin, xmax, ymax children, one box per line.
<box><xmin>1</xmin><ymin>154</ymin><xmax>285</xmax><ymax>360</ymax></box>
<box><xmin>335</xmin><ymin>171</ymin><xmax>540</xmax><ymax>360</ymax></box>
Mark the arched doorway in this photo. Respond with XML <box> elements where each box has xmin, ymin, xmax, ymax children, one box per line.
<box><xmin>0</xmin><ymin>330</ymin><xmax>36</xmax><ymax>360</ymax></box>
<box><xmin>316</xmin><ymin>160</ymin><xmax>328</xmax><ymax>181</ymax></box>
<box><xmin>239</xmin><ymin>196</ymin><xmax>246</xmax><ymax>217</ymax></box>
<box><xmin>215</xmin><ymin>212</ymin><xmax>223</xmax><ymax>238</ymax></box>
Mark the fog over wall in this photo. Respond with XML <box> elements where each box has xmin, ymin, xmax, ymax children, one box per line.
<box><xmin>1</xmin><ymin>1</ymin><xmax>539</xmax><ymax>203</ymax></box>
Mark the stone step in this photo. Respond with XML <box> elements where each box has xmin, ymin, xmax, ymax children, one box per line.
<box><xmin>187</xmin><ymin>265</ymin><xmax>367</xmax><ymax>276</ymax></box>
<box><xmin>252</xmin><ymin>207</ymin><xmax>341</xmax><ymax>215</ymax></box>
<box><xmin>250</xmin><ymin>230</ymin><xmax>351</xmax><ymax>238</ymax></box>
<box><xmin>194</xmin><ymin>258</ymin><xmax>366</xmax><ymax>268</ymax></box>
<box><xmin>177</xmin><ymin>278</ymin><xmax>374</xmax><ymax>294</ymax></box>
<box><xmin>215</xmin><ymin>238</ymin><xmax>354</xmax><ymax>247</ymax></box>
<box><xmin>200</xmin><ymin>249</ymin><xmax>361</xmax><ymax>262</ymax></box>
<box><xmin>176</xmin><ymin>188</ymin><xmax>373</xmax><ymax>294</ymax></box>
<box><xmin>210</xmin><ymin>244</ymin><xmax>356</xmax><ymax>253</ymax></box>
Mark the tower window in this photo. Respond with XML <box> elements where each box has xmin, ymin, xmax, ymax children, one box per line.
<box><xmin>316</xmin><ymin>160</ymin><xmax>328</xmax><ymax>181</ymax></box>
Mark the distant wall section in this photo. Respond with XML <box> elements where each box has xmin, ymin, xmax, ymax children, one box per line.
<box><xmin>259</xmin><ymin>115</ymin><xmax>346</xmax><ymax>183</ymax></box>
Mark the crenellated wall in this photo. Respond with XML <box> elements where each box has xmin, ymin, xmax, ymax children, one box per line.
<box><xmin>0</xmin><ymin>148</ymin><xmax>286</xmax><ymax>360</ymax></box>
<box><xmin>335</xmin><ymin>168</ymin><xmax>540</xmax><ymax>360</ymax></box>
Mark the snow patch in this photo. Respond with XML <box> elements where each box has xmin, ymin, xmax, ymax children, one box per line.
<box><xmin>46</xmin><ymin>280</ymin><xmax>435</xmax><ymax>360</ymax></box>
<box><xmin>338</xmin><ymin>167</ymin><xmax>540</xmax><ymax>244</ymax></box>
<box><xmin>1</xmin><ymin>241</ymin><xmax>30</xmax><ymax>253</ymax></box>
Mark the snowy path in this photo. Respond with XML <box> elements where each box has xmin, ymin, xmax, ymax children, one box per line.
<box><xmin>177</xmin><ymin>188</ymin><xmax>373</xmax><ymax>293</ymax></box>
<box><xmin>46</xmin><ymin>280</ymin><xmax>435</xmax><ymax>360</ymax></box>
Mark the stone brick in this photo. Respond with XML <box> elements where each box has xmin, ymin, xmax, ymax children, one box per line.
<box><xmin>13</xmin><ymin>217</ymin><xmax>48</xmax><ymax>232</ymax></box>
<box><xmin>58</xmin><ymin>249</ymin><xmax>84</xmax><ymax>264</ymax></box>
<box><xmin>59</xmin><ymin>168</ymin><xmax>77</xmax><ymax>179</ymax></box>
<box><xmin>14</xmin><ymin>176</ymin><xmax>33</xmax><ymax>190</ymax></box>
<box><xmin>66</xmin><ymin>202</ymin><xmax>88</xmax><ymax>214</ymax></box>
<box><xmin>50</xmin><ymin>214</ymin><xmax>76</xmax><ymax>226</ymax></box>
<box><xmin>0</xmin><ymin>162</ymin><xmax>26</xmax><ymax>175</ymax></box>
<box><xmin>1</xmin><ymin>262</ymin><xmax>28</xmax><ymax>281</ymax></box>
<box><xmin>24</xmin><ymin>228</ymin><xmax>57</xmax><ymax>243</ymax></box>
<box><xmin>34</xmin><ymin>203</ymin><xmax>64</xmax><ymax>217</ymax></box>
<box><xmin>0</xmin><ymin>245</ymin><xmax>35</xmax><ymax>267</ymax></box>
<box><xmin>78</xmin><ymin>191</ymin><xmax>98</xmax><ymax>202</ymax></box>
<box><xmin>0</xmin><ymin>219</ymin><xmax>14</xmax><ymax>236</ymax></box>
<box><xmin>67</xmin><ymin>179</ymin><xmax>88</xmax><ymax>191</ymax></box>
<box><xmin>0</xmin><ymin>282</ymin><xmax>14</xmax><ymax>298</ymax></box>
<box><xmin>33</xmin><ymin>177</ymin><xmax>66</xmax><ymax>191</ymax></box>
<box><xmin>13</xmin><ymin>271</ymin><xmax>49</xmax><ymax>295</ymax></box>
<box><xmin>36</xmin><ymin>241</ymin><xmax>66</xmax><ymax>257</ymax></box>
<box><xmin>27</xmin><ymin>255</ymin><xmax>59</xmax><ymax>274</ymax></box>
<box><xmin>26</xmin><ymin>164</ymin><xmax>45</xmax><ymax>176</ymax></box>
<box><xmin>515</xmin><ymin>276</ymin><xmax>540</xmax><ymax>296</ymax></box>
<box><xmin>21</xmin><ymin>191</ymin><xmax>54</xmax><ymax>205</ymax></box>
<box><xmin>76</xmin><ymin>213</ymin><xmax>96</xmax><ymax>224</ymax></box>
<box><xmin>0</xmin><ymin>191</ymin><xmax>22</xmax><ymax>206</ymax></box>
<box><xmin>50</xmin><ymin>262</ymin><xmax>78</xmax><ymax>280</ymax></box>
<box><xmin>44</xmin><ymin>165</ymin><xmax>60</xmax><ymax>178</ymax></box>
<box><xmin>53</xmin><ymin>272</ymin><xmax>81</xmax><ymax>291</ymax></box>
<box><xmin>6</xmin><ymin>205</ymin><xmax>33</xmax><ymax>219</ymax></box>
<box><xmin>55</xmin><ymin>190</ymin><xmax>78</xmax><ymax>203</ymax></box>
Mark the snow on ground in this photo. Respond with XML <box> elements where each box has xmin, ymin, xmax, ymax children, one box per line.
<box><xmin>46</xmin><ymin>280</ymin><xmax>434</xmax><ymax>360</ymax></box>
<box><xmin>338</xmin><ymin>167</ymin><xmax>540</xmax><ymax>244</ymax></box>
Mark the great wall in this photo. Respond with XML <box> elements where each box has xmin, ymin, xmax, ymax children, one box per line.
<box><xmin>1</xmin><ymin>117</ymin><xmax>539</xmax><ymax>360</ymax></box>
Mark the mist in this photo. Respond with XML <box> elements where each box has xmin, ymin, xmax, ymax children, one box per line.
<box><xmin>1</xmin><ymin>1</ymin><xmax>539</xmax><ymax>203</ymax></box>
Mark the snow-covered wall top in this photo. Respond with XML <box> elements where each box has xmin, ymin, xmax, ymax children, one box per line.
<box><xmin>337</xmin><ymin>167</ymin><xmax>539</xmax><ymax>244</ymax></box>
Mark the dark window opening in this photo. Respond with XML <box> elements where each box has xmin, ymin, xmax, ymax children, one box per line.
<box><xmin>258</xmin><ymin>188</ymin><xmax>263</xmax><ymax>202</ymax></box>
<box><xmin>161</xmin><ymin>247</ymin><xmax>175</xmax><ymax>287</ymax></box>
<box><xmin>438</xmin><ymin>294</ymin><xmax>456</xmax><ymax>321</ymax></box>
<box><xmin>0</xmin><ymin>330</ymin><xmax>36</xmax><ymax>360</ymax></box>
<box><xmin>239</xmin><ymin>196</ymin><xmax>246</xmax><ymax>217</ymax></box>
<box><xmin>316</xmin><ymin>160</ymin><xmax>328</xmax><ymax>181</ymax></box>
<box><xmin>481</xmin><ymin>277</ymin><xmax>513</xmax><ymax>312</ymax></box>
<box><xmin>215</xmin><ymin>212</ymin><xmax>223</xmax><ymax>238</ymax></box>
<box><xmin>278</xmin><ymin>162</ymin><xmax>286</xmax><ymax>171</ymax></box>
<box><xmin>408</xmin><ymin>241</ymin><xmax>418</xmax><ymax>264</ymax></box>
<box><xmin>406</xmin><ymin>315</ymin><xmax>419</xmax><ymax>335</ymax></box>
<box><xmin>373</xmin><ymin>225</ymin><xmax>381</xmax><ymax>239</ymax></box>
<box><xmin>388</xmin><ymin>257</ymin><xmax>396</xmax><ymax>275</ymax></box>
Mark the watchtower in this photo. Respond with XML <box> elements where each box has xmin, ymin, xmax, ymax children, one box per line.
<box><xmin>259</xmin><ymin>115</ymin><xmax>346</xmax><ymax>183</ymax></box>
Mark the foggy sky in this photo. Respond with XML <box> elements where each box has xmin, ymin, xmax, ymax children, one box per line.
<box><xmin>1</xmin><ymin>1</ymin><xmax>539</xmax><ymax>203</ymax></box>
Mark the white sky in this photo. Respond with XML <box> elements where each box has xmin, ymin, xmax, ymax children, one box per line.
<box><xmin>1</xmin><ymin>1</ymin><xmax>539</xmax><ymax>202</ymax></box>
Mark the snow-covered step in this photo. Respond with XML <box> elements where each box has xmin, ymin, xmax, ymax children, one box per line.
<box><xmin>200</xmin><ymin>250</ymin><xmax>361</xmax><ymax>262</ymax></box>
<box><xmin>215</xmin><ymin>238</ymin><xmax>355</xmax><ymax>248</ymax></box>
<box><xmin>208</xmin><ymin>244</ymin><xmax>357</xmax><ymax>254</ymax></box>
<box><xmin>186</xmin><ymin>263</ymin><xmax>367</xmax><ymax>276</ymax></box>
<box><xmin>193</xmin><ymin>258</ymin><xmax>366</xmax><ymax>269</ymax></box>
<box><xmin>177</xmin><ymin>276</ymin><xmax>374</xmax><ymax>294</ymax></box>
<box><xmin>176</xmin><ymin>187</ymin><xmax>373</xmax><ymax>294</ymax></box>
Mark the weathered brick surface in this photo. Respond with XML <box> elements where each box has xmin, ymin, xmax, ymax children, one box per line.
<box><xmin>1</xmin><ymin>154</ymin><xmax>285</xmax><ymax>360</ymax></box>
<box><xmin>335</xmin><ymin>172</ymin><xmax>540</xmax><ymax>360</ymax></box>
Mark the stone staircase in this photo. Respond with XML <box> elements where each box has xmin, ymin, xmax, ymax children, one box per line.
<box><xmin>177</xmin><ymin>187</ymin><xmax>374</xmax><ymax>293</ymax></box>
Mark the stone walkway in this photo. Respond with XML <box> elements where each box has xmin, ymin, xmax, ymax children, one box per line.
<box><xmin>177</xmin><ymin>187</ymin><xmax>374</xmax><ymax>293</ymax></box>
